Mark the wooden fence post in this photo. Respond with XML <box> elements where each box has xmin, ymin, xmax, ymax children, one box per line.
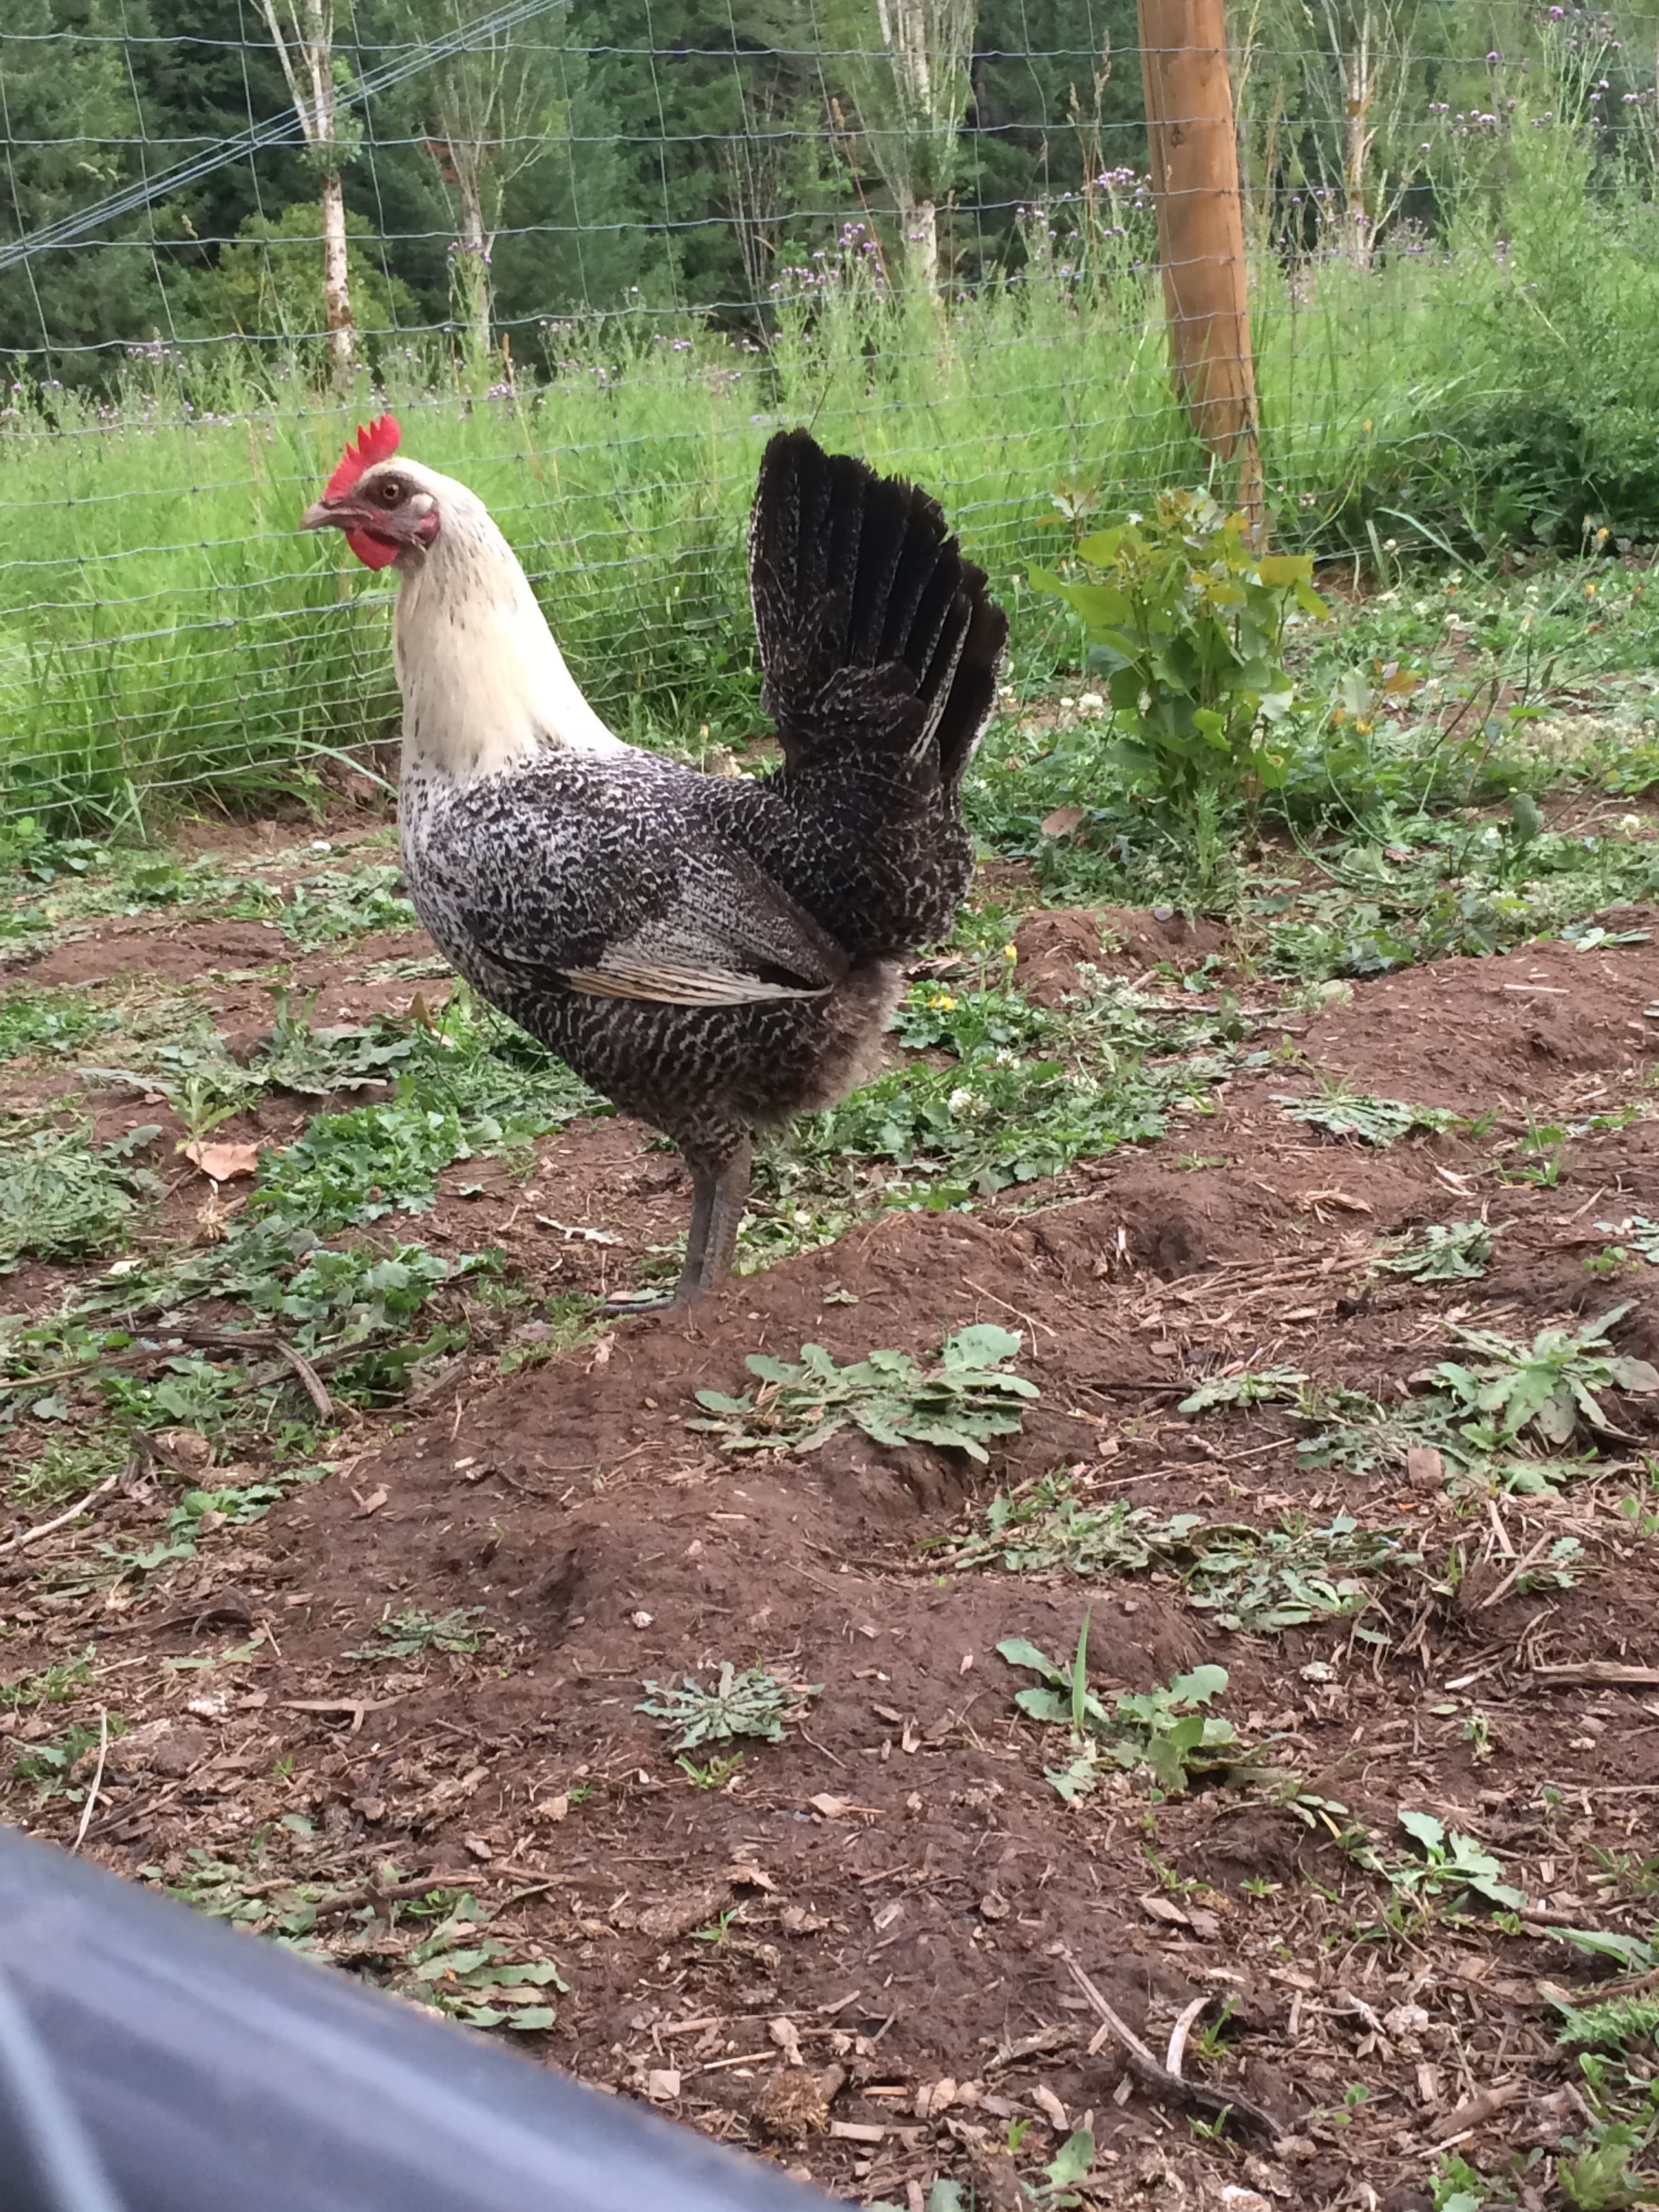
<box><xmin>1137</xmin><ymin>0</ymin><xmax>1265</xmax><ymax>533</ymax></box>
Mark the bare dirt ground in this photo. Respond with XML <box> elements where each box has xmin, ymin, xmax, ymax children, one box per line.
<box><xmin>3</xmin><ymin>824</ymin><xmax>1658</xmax><ymax>2212</ymax></box>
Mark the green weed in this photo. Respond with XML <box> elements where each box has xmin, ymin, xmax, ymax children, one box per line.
<box><xmin>689</xmin><ymin>1325</ymin><xmax>1037</xmax><ymax>1463</ymax></box>
<box><xmin>0</xmin><ymin>1119</ymin><xmax>163</xmax><ymax>1268</ymax></box>
<box><xmin>637</xmin><ymin>1663</ymin><xmax>821</xmax><ymax>1752</ymax></box>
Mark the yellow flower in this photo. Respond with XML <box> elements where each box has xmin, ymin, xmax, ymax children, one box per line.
<box><xmin>925</xmin><ymin>991</ymin><xmax>957</xmax><ymax>1011</ymax></box>
<box><xmin>1003</xmin><ymin>943</ymin><xmax>1019</xmax><ymax>962</ymax></box>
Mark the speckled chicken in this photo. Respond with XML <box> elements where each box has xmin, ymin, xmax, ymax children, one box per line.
<box><xmin>303</xmin><ymin>416</ymin><xmax>1006</xmax><ymax>1307</ymax></box>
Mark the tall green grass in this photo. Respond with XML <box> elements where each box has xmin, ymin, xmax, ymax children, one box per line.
<box><xmin>2</xmin><ymin>121</ymin><xmax>1657</xmax><ymax>834</ymax></box>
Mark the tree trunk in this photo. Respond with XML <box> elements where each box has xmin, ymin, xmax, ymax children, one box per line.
<box><xmin>453</xmin><ymin>156</ymin><xmax>492</xmax><ymax>366</ymax></box>
<box><xmin>1340</xmin><ymin>29</ymin><xmax>1378</xmax><ymax>269</ymax></box>
<box><xmin>319</xmin><ymin>165</ymin><xmax>355</xmax><ymax>377</ymax></box>
<box><xmin>900</xmin><ymin>192</ymin><xmax>939</xmax><ymax>292</ymax></box>
<box><xmin>1136</xmin><ymin>0</ymin><xmax>1264</xmax><ymax>531</ymax></box>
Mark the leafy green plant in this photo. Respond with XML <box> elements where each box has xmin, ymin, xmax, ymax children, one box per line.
<box><xmin>1557</xmin><ymin>1995</ymin><xmax>1659</xmax><ymax>2054</ymax></box>
<box><xmin>400</xmin><ymin>1892</ymin><xmax>565</xmax><ymax>2030</ymax></box>
<box><xmin>1181</xmin><ymin>1516</ymin><xmax>1421</xmax><ymax>1634</ymax></box>
<box><xmin>1429</xmin><ymin>1307</ymin><xmax>1659</xmax><ymax>1451</ymax></box>
<box><xmin>9</xmin><ymin>1717</ymin><xmax>128</xmax><ymax>1800</ymax></box>
<box><xmin>0</xmin><ymin>1650</ymin><xmax>94</xmax><ymax>1711</ymax></box>
<box><xmin>1378</xmin><ymin>1221</ymin><xmax>1497</xmax><ymax>1282</ymax></box>
<box><xmin>951</xmin><ymin>1477</ymin><xmax>1418</xmax><ymax>1633</ymax></box>
<box><xmin>1031</xmin><ymin>491</ymin><xmax>1328</xmax><ymax>813</ymax></box>
<box><xmin>999</xmin><ymin>1620</ymin><xmax>1239</xmax><ymax>1798</ymax></box>
<box><xmin>1386</xmin><ymin>1809</ymin><xmax>1525</xmax><ymax>1910</ymax></box>
<box><xmin>1556</xmin><ymin>2125</ymin><xmax>1659</xmax><ymax>2210</ymax></box>
<box><xmin>636</xmin><ymin>1662</ymin><xmax>820</xmax><ymax>1750</ymax></box>
<box><xmin>1179</xmin><ymin>1367</ymin><xmax>1307</xmax><ymax>1414</ymax></box>
<box><xmin>347</xmin><ymin>1607</ymin><xmax>491</xmax><ymax>1663</ymax></box>
<box><xmin>0</xmin><ymin>1119</ymin><xmax>163</xmax><ymax>1268</ymax></box>
<box><xmin>949</xmin><ymin>1475</ymin><xmax>1204</xmax><ymax>1576</ymax></box>
<box><xmin>689</xmin><ymin>1324</ymin><xmax>1038</xmax><ymax>1464</ymax></box>
<box><xmin>1277</xmin><ymin>1086</ymin><xmax>1454</xmax><ymax>1146</ymax></box>
<box><xmin>0</xmin><ymin>987</ymin><xmax>118</xmax><ymax>1062</ymax></box>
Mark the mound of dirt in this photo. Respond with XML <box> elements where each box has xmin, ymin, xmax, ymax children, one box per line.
<box><xmin>1013</xmin><ymin>906</ymin><xmax>1230</xmax><ymax>1004</ymax></box>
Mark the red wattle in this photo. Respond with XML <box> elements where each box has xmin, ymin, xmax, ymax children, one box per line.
<box><xmin>346</xmin><ymin>529</ymin><xmax>400</xmax><ymax>571</ymax></box>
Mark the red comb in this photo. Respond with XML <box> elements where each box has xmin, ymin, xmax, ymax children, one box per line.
<box><xmin>324</xmin><ymin>413</ymin><xmax>401</xmax><ymax>499</ymax></box>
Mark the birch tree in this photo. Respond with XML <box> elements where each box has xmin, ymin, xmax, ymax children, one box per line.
<box><xmin>259</xmin><ymin>0</ymin><xmax>358</xmax><ymax>376</ymax></box>
<box><xmin>832</xmin><ymin>0</ymin><xmax>977</xmax><ymax>292</ymax></box>
<box><xmin>405</xmin><ymin>2</ymin><xmax>574</xmax><ymax>366</ymax></box>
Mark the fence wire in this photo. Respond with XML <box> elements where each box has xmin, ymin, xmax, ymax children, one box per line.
<box><xmin>0</xmin><ymin>0</ymin><xmax>1655</xmax><ymax>830</ymax></box>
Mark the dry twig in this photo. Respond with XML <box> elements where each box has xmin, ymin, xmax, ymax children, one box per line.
<box><xmin>1061</xmin><ymin>1950</ymin><xmax>1287</xmax><ymax>2140</ymax></box>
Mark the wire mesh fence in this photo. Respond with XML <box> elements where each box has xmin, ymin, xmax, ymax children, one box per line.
<box><xmin>1</xmin><ymin>0</ymin><xmax>1656</xmax><ymax>832</ymax></box>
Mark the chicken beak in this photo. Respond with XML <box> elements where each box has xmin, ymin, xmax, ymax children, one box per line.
<box><xmin>300</xmin><ymin>499</ymin><xmax>344</xmax><ymax>532</ymax></box>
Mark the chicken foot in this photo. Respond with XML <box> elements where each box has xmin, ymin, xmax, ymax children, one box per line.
<box><xmin>603</xmin><ymin>1138</ymin><xmax>752</xmax><ymax>1315</ymax></box>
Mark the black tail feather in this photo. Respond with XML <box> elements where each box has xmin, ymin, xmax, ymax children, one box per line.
<box><xmin>749</xmin><ymin>429</ymin><xmax>1006</xmax><ymax>792</ymax></box>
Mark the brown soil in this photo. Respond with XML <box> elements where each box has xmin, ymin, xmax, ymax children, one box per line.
<box><xmin>5</xmin><ymin>886</ymin><xmax>1659</xmax><ymax>2209</ymax></box>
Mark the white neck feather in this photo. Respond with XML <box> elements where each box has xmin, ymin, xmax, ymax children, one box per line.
<box><xmin>392</xmin><ymin>472</ymin><xmax>627</xmax><ymax>778</ymax></box>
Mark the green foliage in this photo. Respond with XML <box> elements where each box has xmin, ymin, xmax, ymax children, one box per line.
<box><xmin>689</xmin><ymin>1325</ymin><xmax>1038</xmax><ymax>1463</ymax></box>
<box><xmin>9</xmin><ymin>1716</ymin><xmax>127</xmax><ymax>1799</ymax></box>
<box><xmin>347</xmin><ymin>1606</ymin><xmax>491</xmax><ymax>1662</ymax></box>
<box><xmin>1378</xmin><ymin>1221</ymin><xmax>1496</xmax><ymax>1282</ymax></box>
<box><xmin>1430</xmin><ymin>1307</ymin><xmax>1659</xmax><ymax>1453</ymax></box>
<box><xmin>1385</xmin><ymin>1809</ymin><xmax>1525</xmax><ymax>1910</ymax></box>
<box><xmin>954</xmin><ymin>1475</ymin><xmax>1419</xmax><ymax>1633</ymax></box>
<box><xmin>1031</xmin><ymin>492</ymin><xmax>1328</xmax><ymax>816</ymax></box>
<box><xmin>1000</xmin><ymin>1618</ymin><xmax>1240</xmax><ymax>1799</ymax></box>
<box><xmin>0</xmin><ymin>1649</ymin><xmax>94</xmax><ymax>1710</ymax></box>
<box><xmin>637</xmin><ymin>1662</ymin><xmax>821</xmax><ymax>1750</ymax></box>
<box><xmin>401</xmin><ymin>1893</ymin><xmax>566</xmax><ymax>2032</ymax></box>
<box><xmin>1277</xmin><ymin>1086</ymin><xmax>1454</xmax><ymax>1146</ymax></box>
<box><xmin>1557</xmin><ymin>1996</ymin><xmax>1659</xmax><ymax>2055</ymax></box>
<box><xmin>0</xmin><ymin>989</ymin><xmax>119</xmax><ymax>1062</ymax></box>
<box><xmin>0</xmin><ymin>1120</ymin><xmax>163</xmax><ymax>1268</ymax></box>
<box><xmin>1179</xmin><ymin>1367</ymin><xmax>1307</xmax><ymax>1414</ymax></box>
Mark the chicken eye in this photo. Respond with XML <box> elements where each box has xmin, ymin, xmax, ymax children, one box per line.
<box><xmin>379</xmin><ymin>479</ymin><xmax>403</xmax><ymax>504</ymax></box>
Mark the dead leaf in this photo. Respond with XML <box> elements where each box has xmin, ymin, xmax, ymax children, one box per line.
<box><xmin>725</xmin><ymin>1860</ymin><xmax>778</xmax><ymax>1891</ymax></box>
<box><xmin>1138</xmin><ymin>1891</ymin><xmax>1190</xmax><ymax>1927</ymax></box>
<box><xmin>152</xmin><ymin>1427</ymin><xmax>213</xmax><ymax>1470</ymax></box>
<box><xmin>978</xmin><ymin>1891</ymin><xmax>1010</xmax><ymax>1921</ymax></box>
<box><xmin>185</xmin><ymin>1138</ymin><xmax>260</xmax><ymax>1183</ymax></box>
<box><xmin>769</xmin><ymin>2017</ymin><xmax>804</xmax><ymax>2066</ymax></box>
<box><xmin>779</xmin><ymin>1904</ymin><xmax>834</xmax><ymax>1935</ymax></box>
<box><xmin>352</xmin><ymin>1485</ymin><xmax>388</xmax><ymax>1518</ymax></box>
<box><xmin>810</xmin><ymin>1794</ymin><xmax>853</xmax><ymax>1818</ymax></box>
<box><xmin>644</xmin><ymin>2068</ymin><xmax>681</xmax><ymax>2104</ymax></box>
<box><xmin>1040</xmin><ymin>804</ymin><xmax>1084</xmax><ymax>839</ymax></box>
<box><xmin>536</xmin><ymin>1794</ymin><xmax>571</xmax><ymax>1823</ymax></box>
<box><xmin>1298</xmin><ymin>1187</ymin><xmax>1372</xmax><ymax>1215</ymax></box>
<box><xmin>1030</xmin><ymin>2083</ymin><xmax>1069</xmax><ymax>2130</ymax></box>
<box><xmin>916</xmin><ymin>2078</ymin><xmax>958</xmax><ymax>2120</ymax></box>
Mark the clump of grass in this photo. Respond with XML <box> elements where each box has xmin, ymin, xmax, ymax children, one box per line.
<box><xmin>0</xmin><ymin>1119</ymin><xmax>163</xmax><ymax>1268</ymax></box>
<box><xmin>637</xmin><ymin>1662</ymin><xmax>821</xmax><ymax>1750</ymax></box>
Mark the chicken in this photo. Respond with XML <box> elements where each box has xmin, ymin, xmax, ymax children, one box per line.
<box><xmin>302</xmin><ymin>415</ymin><xmax>1006</xmax><ymax>1308</ymax></box>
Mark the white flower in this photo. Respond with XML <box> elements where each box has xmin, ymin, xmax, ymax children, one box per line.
<box><xmin>1619</xmin><ymin>814</ymin><xmax>1643</xmax><ymax>833</ymax></box>
<box><xmin>1078</xmin><ymin>691</ymin><xmax>1105</xmax><ymax>710</ymax></box>
<box><xmin>947</xmin><ymin>1087</ymin><xmax>975</xmax><ymax>1117</ymax></box>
